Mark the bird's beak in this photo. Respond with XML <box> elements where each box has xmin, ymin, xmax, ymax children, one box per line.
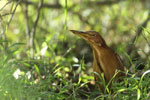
<box><xmin>70</xmin><ymin>30</ymin><xmax>86</xmax><ymax>35</ymax></box>
<box><xmin>70</xmin><ymin>30</ymin><xmax>88</xmax><ymax>39</ymax></box>
<box><xmin>70</xmin><ymin>30</ymin><xmax>90</xmax><ymax>41</ymax></box>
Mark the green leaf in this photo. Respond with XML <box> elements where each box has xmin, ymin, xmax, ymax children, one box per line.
<box><xmin>34</xmin><ymin>64</ymin><xmax>41</xmax><ymax>78</ymax></box>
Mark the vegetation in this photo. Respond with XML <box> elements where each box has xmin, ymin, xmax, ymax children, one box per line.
<box><xmin>0</xmin><ymin>0</ymin><xmax>150</xmax><ymax>100</ymax></box>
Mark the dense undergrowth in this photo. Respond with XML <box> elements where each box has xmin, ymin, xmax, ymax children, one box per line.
<box><xmin>0</xmin><ymin>0</ymin><xmax>150</xmax><ymax>100</ymax></box>
<box><xmin>0</xmin><ymin>42</ymin><xmax>150</xmax><ymax>100</ymax></box>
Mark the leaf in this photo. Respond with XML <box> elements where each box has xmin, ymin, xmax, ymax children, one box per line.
<box><xmin>34</xmin><ymin>64</ymin><xmax>41</xmax><ymax>78</ymax></box>
<box><xmin>137</xmin><ymin>88</ymin><xmax>141</xmax><ymax>100</ymax></box>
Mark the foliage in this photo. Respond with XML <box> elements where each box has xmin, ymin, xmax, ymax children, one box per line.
<box><xmin>0</xmin><ymin>0</ymin><xmax>150</xmax><ymax>100</ymax></box>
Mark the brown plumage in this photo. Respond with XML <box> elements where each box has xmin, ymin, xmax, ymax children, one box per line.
<box><xmin>70</xmin><ymin>30</ymin><xmax>125</xmax><ymax>92</ymax></box>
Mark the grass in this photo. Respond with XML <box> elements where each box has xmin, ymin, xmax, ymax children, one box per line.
<box><xmin>0</xmin><ymin>42</ymin><xmax>150</xmax><ymax>100</ymax></box>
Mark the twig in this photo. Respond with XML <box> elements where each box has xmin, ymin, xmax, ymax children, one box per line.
<box><xmin>87</xmin><ymin>0</ymin><xmax>125</xmax><ymax>6</ymax></box>
<box><xmin>0</xmin><ymin>16</ymin><xmax>8</xmax><ymax>52</ymax></box>
<box><xmin>0</xmin><ymin>13</ymin><xmax>13</xmax><ymax>17</ymax></box>
<box><xmin>0</xmin><ymin>0</ymin><xmax>22</xmax><ymax>52</ymax></box>
<box><xmin>12</xmin><ymin>0</ymin><xmax>125</xmax><ymax>10</ymax></box>
<box><xmin>71</xmin><ymin>11</ymin><xmax>95</xmax><ymax>30</ymax></box>
<box><xmin>29</xmin><ymin>0</ymin><xmax>43</xmax><ymax>58</ymax></box>
<box><xmin>7</xmin><ymin>0</ymin><xmax>22</xmax><ymax>27</ymax></box>
<box><xmin>127</xmin><ymin>13</ymin><xmax>150</xmax><ymax>55</ymax></box>
<box><xmin>13</xmin><ymin>0</ymin><xmax>62</xmax><ymax>9</ymax></box>
<box><xmin>132</xmin><ymin>14</ymin><xmax>150</xmax><ymax>44</ymax></box>
<box><xmin>23</xmin><ymin>1</ymin><xmax>30</xmax><ymax>43</ymax></box>
<box><xmin>0</xmin><ymin>1</ymin><xmax>12</xmax><ymax>11</ymax></box>
<box><xmin>142</xmin><ymin>30</ymin><xmax>150</xmax><ymax>47</ymax></box>
<box><xmin>73</xmin><ymin>11</ymin><xmax>90</xmax><ymax>25</ymax></box>
<box><xmin>31</xmin><ymin>0</ymin><xmax>43</xmax><ymax>37</ymax></box>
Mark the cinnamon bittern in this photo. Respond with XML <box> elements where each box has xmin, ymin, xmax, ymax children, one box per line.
<box><xmin>70</xmin><ymin>30</ymin><xmax>125</xmax><ymax>92</ymax></box>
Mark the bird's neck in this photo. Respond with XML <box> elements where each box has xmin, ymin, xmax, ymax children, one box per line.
<box><xmin>92</xmin><ymin>45</ymin><xmax>105</xmax><ymax>71</ymax></box>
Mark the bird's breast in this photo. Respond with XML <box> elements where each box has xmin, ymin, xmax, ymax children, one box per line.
<box><xmin>92</xmin><ymin>46</ymin><xmax>121</xmax><ymax>82</ymax></box>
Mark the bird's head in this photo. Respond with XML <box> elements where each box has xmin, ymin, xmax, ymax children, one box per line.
<box><xmin>70</xmin><ymin>30</ymin><xmax>106</xmax><ymax>47</ymax></box>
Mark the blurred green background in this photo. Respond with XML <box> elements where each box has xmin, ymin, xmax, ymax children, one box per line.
<box><xmin>0</xmin><ymin>0</ymin><xmax>150</xmax><ymax>100</ymax></box>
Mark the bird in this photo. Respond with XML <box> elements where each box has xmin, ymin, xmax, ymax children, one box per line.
<box><xmin>70</xmin><ymin>30</ymin><xmax>125</xmax><ymax>93</ymax></box>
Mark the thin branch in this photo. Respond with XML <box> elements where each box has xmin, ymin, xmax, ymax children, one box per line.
<box><xmin>29</xmin><ymin>0</ymin><xmax>43</xmax><ymax>58</ymax></box>
<box><xmin>71</xmin><ymin>11</ymin><xmax>96</xmax><ymax>30</ymax></box>
<box><xmin>87</xmin><ymin>0</ymin><xmax>125</xmax><ymax>6</ymax></box>
<box><xmin>23</xmin><ymin>1</ymin><xmax>30</xmax><ymax>41</ymax></box>
<box><xmin>13</xmin><ymin>0</ymin><xmax>62</xmax><ymax>9</ymax></box>
<box><xmin>73</xmin><ymin>11</ymin><xmax>90</xmax><ymax>25</ymax></box>
<box><xmin>0</xmin><ymin>13</ymin><xmax>13</xmax><ymax>17</ymax></box>
<box><xmin>0</xmin><ymin>0</ymin><xmax>22</xmax><ymax>52</ymax></box>
<box><xmin>12</xmin><ymin>0</ymin><xmax>125</xmax><ymax>10</ymax></box>
<box><xmin>127</xmin><ymin>13</ymin><xmax>150</xmax><ymax>55</ymax></box>
<box><xmin>142</xmin><ymin>31</ymin><xmax>150</xmax><ymax>48</ymax></box>
<box><xmin>8</xmin><ymin>0</ymin><xmax>22</xmax><ymax>27</ymax></box>
<box><xmin>30</xmin><ymin>0</ymin><xmax>43</xmax><ymax>38</ymax></box>
<box><xmin>132</xmin><ymin>14</ymin><xmax>150</xmax><ymax>44</ymax></box>
<box><xmin>0</xmin><ymin>17</ymin><xmax>7</xmax><ymax>41</ymax></box>
<box><xmin>0</xmin><ymin>1</ymin><xmax>12</xmax><ymax>11</ymax></box>
<box><xmin>0</xmin><ymin>16</ymin><xmax>8</xmax><ymax>52</ymax></box>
